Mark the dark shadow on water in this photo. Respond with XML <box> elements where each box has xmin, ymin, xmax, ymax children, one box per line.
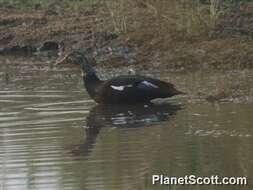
<box><xmin>71</xmin><ymin>103</ymin><xmax>182</xmax><ymax>159</ymax></box>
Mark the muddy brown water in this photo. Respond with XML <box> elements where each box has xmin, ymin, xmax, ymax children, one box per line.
<box><xmin>0</xmin><ymin>57</ymin><xmax>252</xmax><ymax>190</ymax></box>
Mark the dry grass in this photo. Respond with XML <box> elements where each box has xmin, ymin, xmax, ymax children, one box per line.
<box><xmin>102</xmin><ymin>0</ymin><xmax>253</xmax><ymax>69</ymax></box>
<box><xmin>0</xmin><ymin>1</ymin><xmax>252</xmax><ymax>69</ymax></box>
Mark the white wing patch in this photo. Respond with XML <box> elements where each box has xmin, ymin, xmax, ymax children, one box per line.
<box><xmin>111</xmin><ymin>85</ymin><xmax>124</xmax><ymax>91</ymax></box>
<box><xmin>110</xmin><ymin>84</ymin><xmax>133</xmax><ymax>91</ymax></box>
<box><xmin>141</xmin><ymin>81</ymin><xmax>159</xmax><ymax>88</ymax></box>
<box><xmin>111</xmin><ymin>81</ymin><xmax>158</xmax><ymax>91</ymax></box>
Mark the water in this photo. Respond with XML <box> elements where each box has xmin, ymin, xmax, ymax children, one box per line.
<box><xmin>0</xmin><ymin>57</ymin><xmax>252</xmax><ymax>190</ymax></box>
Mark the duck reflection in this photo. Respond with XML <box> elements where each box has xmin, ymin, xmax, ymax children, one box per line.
<box><xmin>72</xmin><ymin>103</ymin><xmax>182</xmax><ymax>158</ymax></box>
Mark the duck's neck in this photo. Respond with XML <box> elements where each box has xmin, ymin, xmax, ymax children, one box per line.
<box><xmin>80</xmin><ymin>58</ymin><xmax>101</xmax><ymax>98</ymax></box>
<box><xmin>84</xmin><ymin>74</ymin><xmax>101</xmax><ymax>99</ymax></box>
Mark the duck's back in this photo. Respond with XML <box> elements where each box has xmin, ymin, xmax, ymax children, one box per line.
<box><xmin>93</xmin><ymin>75</ymin><xmax>178</xmax><ymax>104</ymax></box>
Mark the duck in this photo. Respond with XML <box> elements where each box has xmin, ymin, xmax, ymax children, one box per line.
<box><xmin>56</xmin><ymin>51</ymin><xmax>184</xmax><ymax>104</ymax></box>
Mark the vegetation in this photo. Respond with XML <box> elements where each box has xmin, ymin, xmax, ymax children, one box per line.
<box><xmin>102</xmin><ymin>0</ymin><xmax>253</xmax><ymax>69</ymax></box>
<box><xmin>0</xmin><ymin>0</ymin><xmax>100</xmax><ymax>10</ymax></box>
<box><xmin>0</xmin><ymin>0</ymin><xmax>252</xmax><ymax>69</ymax></box>
<box><xmin>1</xmin><ymin>0</ymin><xmax>250</xmax><ymax>37</ymax></box>
<box><xmin>105</xmin><ymin>0</ymin><xmax>251</xmax><ymax>35</ymax></box>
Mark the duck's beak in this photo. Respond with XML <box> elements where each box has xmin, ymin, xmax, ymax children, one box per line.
<box><xmin>178</xmin><ymin>90</ymin><xmax>186</xmax><ymax>95</ymax></box>
<box><xmin>55</xmin><ymin>56</ymin><xmax>68</xmax><ymax>66</ymax></box>
<box><xmin>174</xmin><ymin>88</ymin><xmax>186</xmax><ymax>95</ymax></box>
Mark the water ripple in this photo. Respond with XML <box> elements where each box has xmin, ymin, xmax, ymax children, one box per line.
<box><xmin>0</xmin><ymin>64</ymin><xmax>252</xmax><ymax>190</ymax></box>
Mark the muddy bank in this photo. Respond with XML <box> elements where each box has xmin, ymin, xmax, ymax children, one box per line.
<box><xmin>0</xmin><ymin>8</ymin><xmax>104</xmax><ymax>54</ymax></box>
<box><xmin>0</xmin><ymin>3</ymin><xmax>253</xmax><ymax>70</ymax></box>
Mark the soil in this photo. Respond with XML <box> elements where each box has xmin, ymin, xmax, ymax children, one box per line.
<box><xmin>0</xmin><ymin>4</ymin><xmax>253</xmax><ymax>71</ymax></box>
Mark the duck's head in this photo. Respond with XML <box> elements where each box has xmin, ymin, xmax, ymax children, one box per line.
<box><xmin>56</xmin><ymin>51</ymin><xmax>96</xmax><ymax>76</ymax></box>
<box><xmin>56</xmin><ymin>51</ymin><xmax>86</xmax><ymax>66</ymax></box>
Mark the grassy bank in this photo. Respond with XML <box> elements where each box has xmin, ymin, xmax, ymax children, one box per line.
<box><xmin>0</xmin><ymin>0</ymin><xmax>100</xmax><ymax>10</ymax></box>
<box><xmin>105</xmin><ymin>0</ymin><xmax>253</xmax><ymax>69</ymax></box>
<box><xmin>0</xmin><ymin>0</ymin><xmax>252</xmax><ymax>70</ymax></box>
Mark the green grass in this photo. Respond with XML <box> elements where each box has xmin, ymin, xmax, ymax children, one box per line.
<box><xmin>0</xmin><ymin>0</ymin><xmax>100</xmax><ymax>10</ymax></box>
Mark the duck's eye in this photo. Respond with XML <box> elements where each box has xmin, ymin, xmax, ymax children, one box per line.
<box><xmin>68</xmin><ymin>56</ymin><xmax>74</xmax><ymax>62</ymax></box>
